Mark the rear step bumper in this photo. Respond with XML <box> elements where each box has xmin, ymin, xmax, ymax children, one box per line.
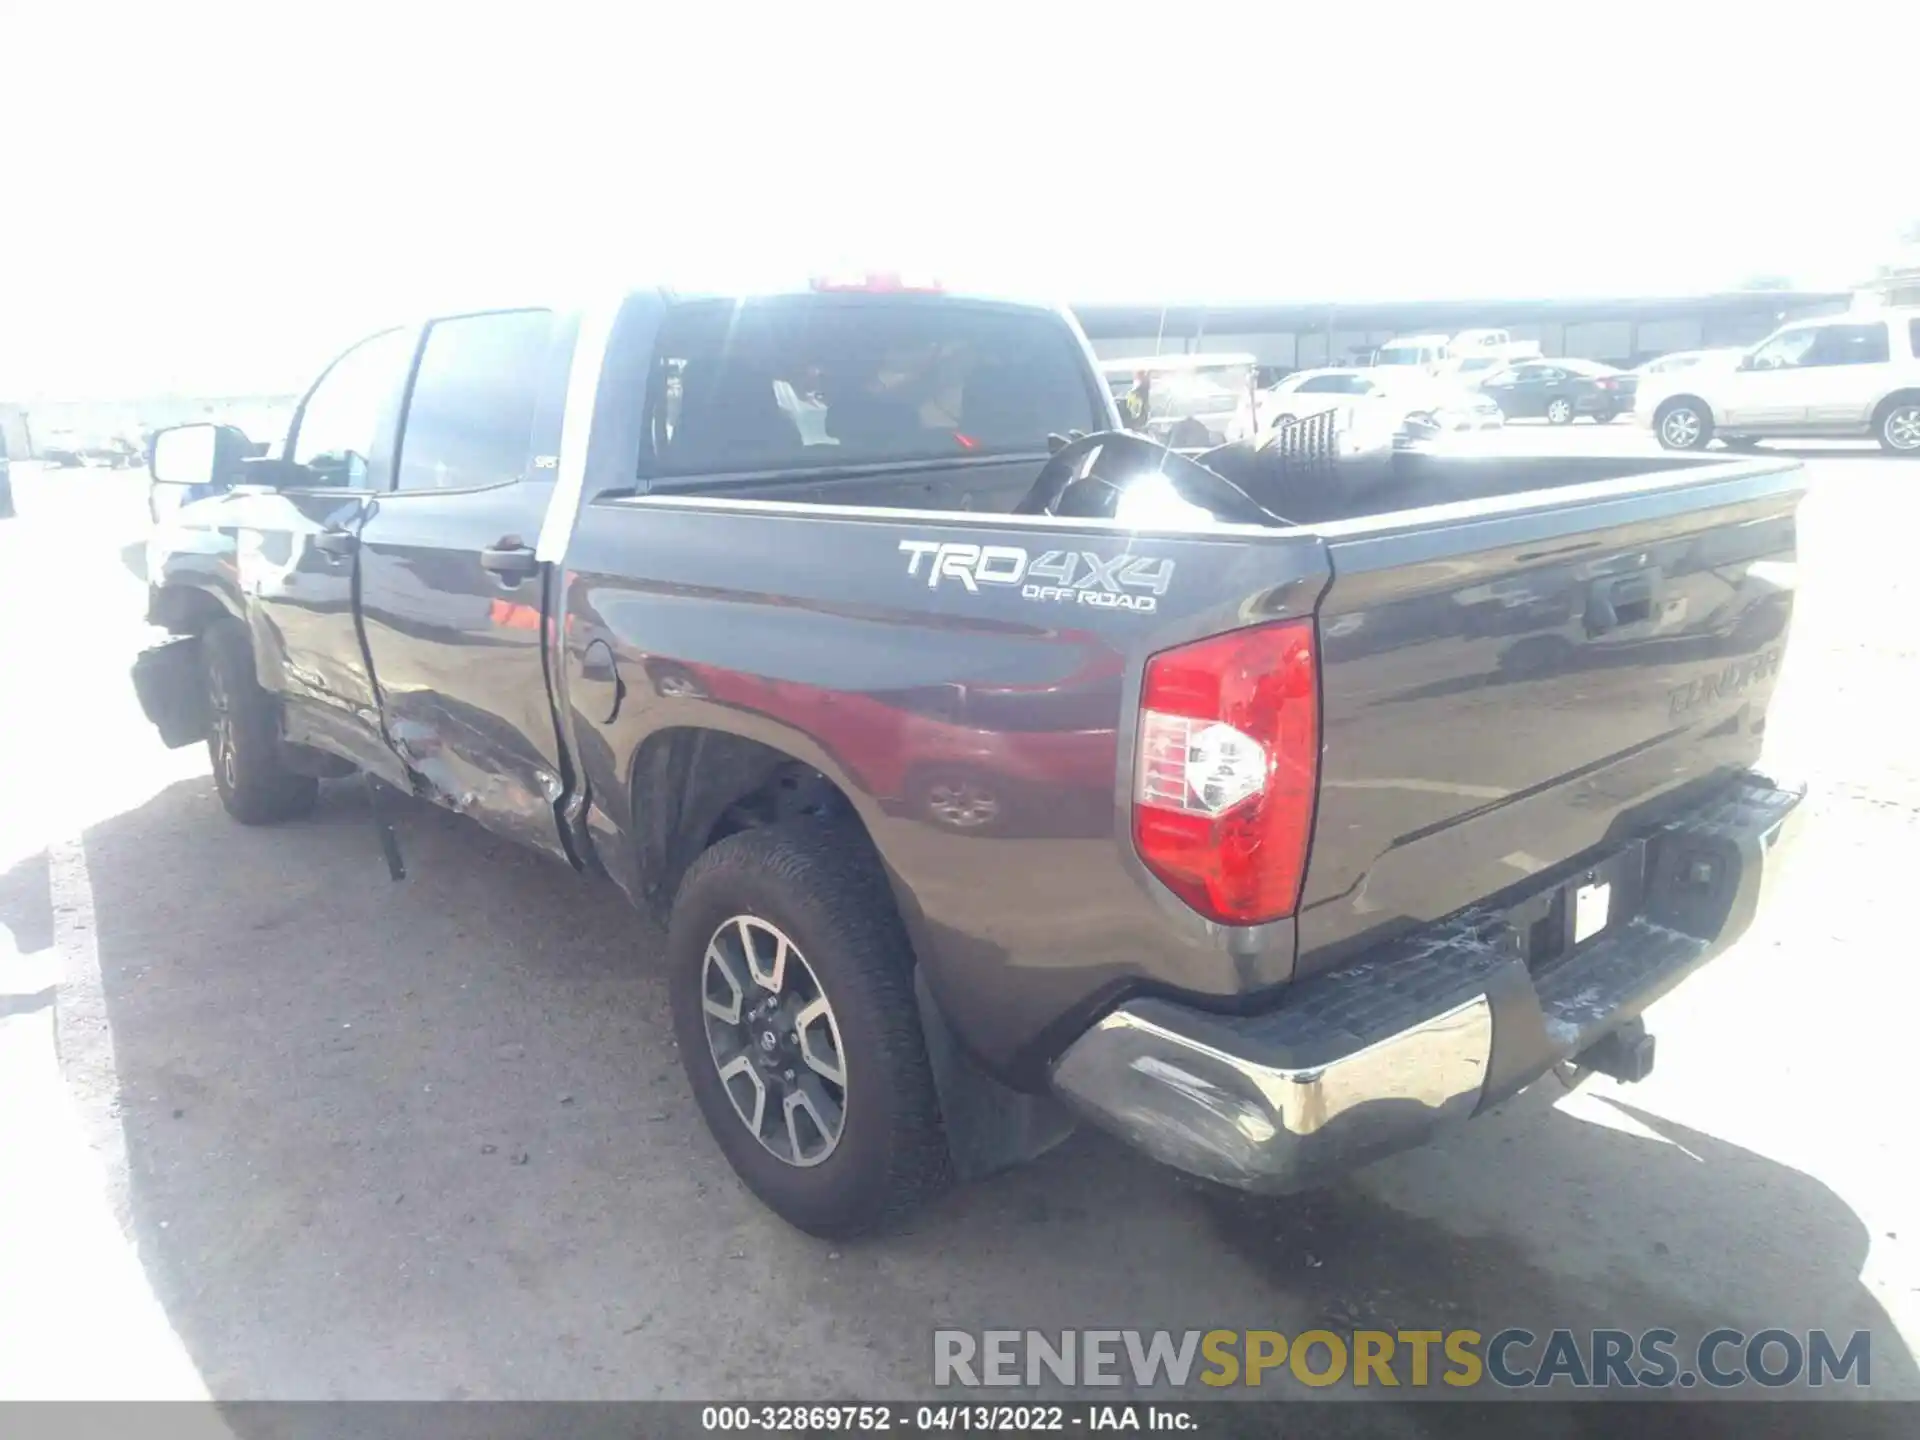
<box><xmin>1050</xmin><ymin>774</ymin><xmax>1804</xmax><ymax>1193</ymax></box>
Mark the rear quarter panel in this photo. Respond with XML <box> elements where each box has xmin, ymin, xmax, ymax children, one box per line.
<box><xmin>559</xmin><ymin>497</ymin><xmax>1330</xmax><ymax>1082</ymax></box>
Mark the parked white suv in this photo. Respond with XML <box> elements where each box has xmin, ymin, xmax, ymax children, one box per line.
<box><xmin>1637</xmin><ymin>309</ymin><xmax>1920</xmax><ymax>455</ymax></box>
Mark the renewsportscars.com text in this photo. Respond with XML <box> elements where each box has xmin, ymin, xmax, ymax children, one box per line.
<box><xmin>933</xmin><ymin>1327</ymin><xmax>1873</xmax><ymax>1391</ymax></box>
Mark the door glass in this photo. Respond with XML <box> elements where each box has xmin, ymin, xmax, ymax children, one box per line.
<box><xmin>291</xmin><ymin>328</ymin><xmax>414</xmax><ymax>488</ymax></box>
<box><xmin>1800</xmin><ymin>323</ymin><xmax>1889</xmax><ymax>367</ymax></box>
<box><xmin>396</xmin><ymin>310</ymin><xmax>557</xmax><ymax>492</ymax></box>
<box><xmin>1747</xmin><ymin>329</ymin><xmax>1820</xmax><ymax>370</ymax></box>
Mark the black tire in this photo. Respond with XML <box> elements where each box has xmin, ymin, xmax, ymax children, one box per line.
<box><xmin>1874</xmin><ymin>394</ymin><xmax>1920</xmax><ymax>456</ymax></box>
<box><xmin>667</xmin><ymin>821</ymin><xmax>951</xmax><ymax>1238</ymax></box>
<box><xmin>1654</xmin><ymin>397</ymin><xmax>1713</xmax><ymax>451</ymax></box>
<box><xmin>1545</xmin><ymin>395</ymin><xmax>1575</xmax><ymax>426</ymax></box>
<box><xmin>1270</xmin><ymin>412</ymin><xmax>1298</xmax><ymax>429</ymax></box>
<box><xmin>202</xmin><ymin>622</ymin><xmax>319</xmax><ymax>824</ymax></box>
<box><xmin>1721</xmin><ymin>436</ymin><xmax>1764</xmax><ymax>452</ymax></box>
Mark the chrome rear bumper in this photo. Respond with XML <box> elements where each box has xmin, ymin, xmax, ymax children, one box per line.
<box><xmin>1051</xmin><ymin>774</ymin><xmax>1804</xmax><ymax>1192</ymax></box>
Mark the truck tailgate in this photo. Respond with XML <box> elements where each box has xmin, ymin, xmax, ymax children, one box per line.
<box><xmin>1297</xmin><ymin>460</ymin><xmax>1803</xmax><ymax>972</ymax></box>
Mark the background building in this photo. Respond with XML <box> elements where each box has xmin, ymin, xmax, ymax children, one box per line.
<box><xmin>2</xmin><ymin>288</ymin><xmax>1867</xmax><ymax>461</ymax></box>
<box><xmin>1070</xmin><ymin>290</ymin><xmax>1854</xmax><ymax>372</ymax></box>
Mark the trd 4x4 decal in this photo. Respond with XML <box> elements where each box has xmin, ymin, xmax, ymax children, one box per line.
<box><xmin>898</xmin><ymin>540</ymin><xmax>1173</xmax><ymax>613</ymax></box>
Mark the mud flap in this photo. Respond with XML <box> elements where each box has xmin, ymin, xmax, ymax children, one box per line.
<box><xmin>130</xmin><ymin>637</ymin><xmax>209</xmax><ymax>749</ymax></box>
<box><xmin>914</xmin><ymin>968</ymin><xmax>1076</xmax><ymax>1181</ymax></box>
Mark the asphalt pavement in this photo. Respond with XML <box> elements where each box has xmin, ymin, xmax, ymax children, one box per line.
<box><xmin>1</xmin><ymin>433</ymin><xmax>1915</xmax><ymax>1420</ymax></box>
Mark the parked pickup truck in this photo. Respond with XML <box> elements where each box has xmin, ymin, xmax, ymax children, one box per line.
<box><xmin>133</xmin><ymin>277</ymin><xmax>1806</xmax><ymax>1238</ymax></box>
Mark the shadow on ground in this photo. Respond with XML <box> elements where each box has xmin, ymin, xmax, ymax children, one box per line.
<box><xmin>43</xmin><ymin>775</ymin><xmax>1917</xmax><ymax>1429</ymax></box>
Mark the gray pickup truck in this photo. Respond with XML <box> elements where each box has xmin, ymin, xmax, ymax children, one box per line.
<box><xmin>133</xmin><ymin>278</ymin><xmax>1805</xmax><ymax>1238</ymax></box>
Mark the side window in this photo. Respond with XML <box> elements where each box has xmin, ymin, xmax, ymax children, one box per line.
<box><xmin>290</xmin><ymin>328</ymin><xmax>414</xmax><ymax>488</ymax></box>
<box><xmin>1801</xmin><ymin>322</ymin><xmax>1889</xmax><ymax>368</ymax></box>
<box><xmin>395</xmin><ymin>310</ymin><xmax>556</xmax><ymax>492</ymax></box>
<box><xmin>1296</xmin><ymin>375</ymin><xmax>1343</xmax><ymax>394</ymax></box>
<box><xmin>1909</xmin><ymin>319</ymin><xmax>1920</xmax><ymax>360</ymax></box>
<box><xmin>1748</xmin><ymin>328</ymin><xmax>1820</xmax><ymax>370</ymax></box>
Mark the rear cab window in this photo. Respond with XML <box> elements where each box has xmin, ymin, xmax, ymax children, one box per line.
<box><xmin>642</xmin><ymin>296</ymin><xmax>1103</xmax><ymax>478</ymax></box>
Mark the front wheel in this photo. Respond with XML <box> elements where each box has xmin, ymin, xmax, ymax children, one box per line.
<box><xmin>667</xmin><ymin>821</ymin><xmax>952</xmax><ymax>1238</ymax></box>
<box><xmin>1655</xmin><ymin>399</ymin><xmax>1713</xmax><ymax>451</ymax></box>
<box><xmin>1877</xmin><ymin>397</ymin><xmax>1920</xmax><ymax>455</ymax></box>
<box><xmin>202</xmin><ymin>622</ymin><xmax>319</xmax><ymax>824</ymax></box>
<box><xmin>1545</xmin><ymin>397</ymin><xmax>1574</xmax><ymax>426</ymax></box>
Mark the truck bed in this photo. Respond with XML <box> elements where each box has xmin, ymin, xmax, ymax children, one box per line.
<box><xmin>638</xmin><ymin>436</ymin><xmax>1724</xmax><ymax>527</ymax></box>
<box><xmin>563</xmin><ymin>445</ymin><xmax>1802</xmax><ymax>1082</ymax></box>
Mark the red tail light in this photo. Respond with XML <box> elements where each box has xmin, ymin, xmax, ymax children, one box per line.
<box><xmin>1132</xmin><ymin>620</ymin><xmax>1319</xmax><ymax>925</ymax></box>
<box><xmin>810</xmin><ymin>272</ymin><xmax>945</xmax><ymax>294</ymax></box>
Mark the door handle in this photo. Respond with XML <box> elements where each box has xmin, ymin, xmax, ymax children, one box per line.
<box><xmin>315</xmin><ymin>528</ymin><xmax>357</xmax><ymax>557</ymax></box>
<box><xmin>480</xmin><ymin>543</ymin><xmax>538</xmax><ymax>580</ymax></box>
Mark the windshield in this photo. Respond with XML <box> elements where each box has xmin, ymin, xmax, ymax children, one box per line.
<box><xmin>1374</xmin><ymin>345</ymin><xmax>1432</xmax><ymax>367</ymax></box>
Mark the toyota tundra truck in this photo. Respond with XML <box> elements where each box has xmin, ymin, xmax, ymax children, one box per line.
<box><xmin>131</xmin><ymin>278</ymin><xmax>1805</xmax><ymax>1238</ymax></box>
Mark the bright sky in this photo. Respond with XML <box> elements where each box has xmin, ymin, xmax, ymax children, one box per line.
<box><xmin>4</xmin><ymin>1</ymin><xmax>1911</xmax><ymax>400</ymax></box>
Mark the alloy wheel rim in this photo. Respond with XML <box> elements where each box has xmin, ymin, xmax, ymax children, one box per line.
<box><xmin>1549</xmin><ymin>399</ymin><xmax>1571</xmax><ymax>422</ymax></box>
<box><xmin>927</xmin><ymin>780</ymin><xmax>1000</xmax><ymax>828</ymax></box>
<box><xmin>700</xmin><ymin>915</ymin><xmax>846</xmax><ymax>1167</ymax></box>
<box><xmin>1887</xmin><ymin>406</ymin><xmax>1920</xmax><ymax>451</ymax></box>
<box><xmin>1663</xmin><ymin>409</ymin><xmax>1701</xmax><ymax>447</ymax></box>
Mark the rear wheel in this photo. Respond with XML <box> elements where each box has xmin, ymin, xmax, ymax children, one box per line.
<box><xmin>1545</xmin><ymin>396</ymin><xmax>1574</xmax><ymax>426</ymax></box>
<box><xmin>667</xmin><ymin>821</ymin><xmax>951</xmax><ymax>1237</ymax></box>
<box><xmin>1876</xmin><ymin>396</ymin><xmax>1920</xmax><ymax>455</ymax></box>
<box><xmin>202</xmin><ymin>622</ymin><xmax>319</xmax><ymax>824</ymax></box>
<box><xmin>1655</xmin><ymin>398</ymin><xmax>1713</xmax><ymax>451</ymax></box>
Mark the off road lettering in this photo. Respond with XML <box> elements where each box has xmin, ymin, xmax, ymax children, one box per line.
<box><xmin>898</xmin><ymin>540</ymin><xmax>1173</xmax><ymax>612</ymax></box>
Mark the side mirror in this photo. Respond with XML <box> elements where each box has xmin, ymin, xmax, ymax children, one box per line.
<box><xmin>149</xmin><ymin>423</ymin><xmax>252</xmax><ymax>488</ymax></box>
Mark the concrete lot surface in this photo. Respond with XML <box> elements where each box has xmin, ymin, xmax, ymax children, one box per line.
<box><xmin>1</xmin><ymin>433</ymin><xmax>1915</xmax><ymax>1427</ymax></box>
